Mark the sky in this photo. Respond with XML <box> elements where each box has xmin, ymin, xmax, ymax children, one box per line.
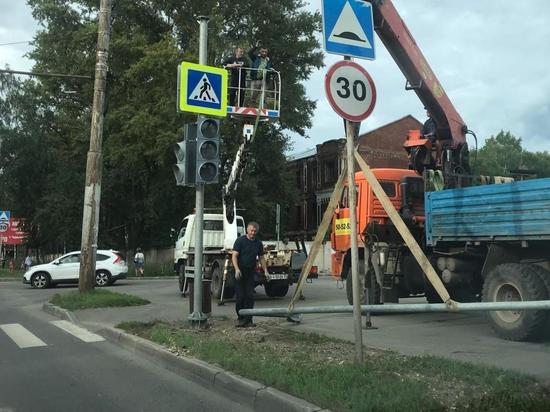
<box><xmin>2</xmin><ymin>1</ymin><xmax>550</xmax><ymax>155</ymax></box>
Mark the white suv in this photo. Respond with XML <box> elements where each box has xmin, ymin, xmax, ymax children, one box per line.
<box><xmin>23</xmin><ymin>250</ymin><xmax>128</xmax><ymax>289</ymax></box>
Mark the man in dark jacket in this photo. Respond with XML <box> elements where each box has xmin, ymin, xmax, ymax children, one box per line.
<box><xmin>421</xmin><ymin>108</ymin><xmax>437</xmax><ymax>140</ymax></box>
<box><xmin>232</xmin><ymin>221</ymin><xmax>269</xmax><ymax>327</ymax></box>
<box><xmin>223</xmin><ymin>47</ymin><xmax>248</xmax><ymax>107</ymax></box>
<box><xmin>248</xmin><ymin>44</ymin><xmax>273</xmax><ymax>107</ymax></box>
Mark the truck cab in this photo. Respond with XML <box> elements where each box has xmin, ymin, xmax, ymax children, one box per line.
<box><xmin>331</xmin><ymin>168</ymin><xmax>424</xmax><ymax>280</ymax></box>
<box><xmin>174</xmin><ymin>213</ymin><xmax>245</xmax><ymax>265</ymax></box>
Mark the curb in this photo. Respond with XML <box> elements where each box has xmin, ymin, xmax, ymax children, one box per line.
<box><xmin>99</xmin><ymin>327</ymin><xmax>325</xmax><ymax>412</ymax></box>
<box><xmin>42</xmin><ymin>303</ymin><xmax>327</xmax><ymax>411</ymax></box>
<box><xmin>124</xmin><ymin>276</ymin><xmax>177</xmax><ymax>281</ymax></box>
<box><xmin>42</xmin><ymin>302</ymin><xmax>79</xmax><ymax>323</ymax></box>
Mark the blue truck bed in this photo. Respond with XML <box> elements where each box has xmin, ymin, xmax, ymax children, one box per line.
<box><xmin>425</xmin><ymin>177</ymin><xmax>550</xmax><ymax>246</ymax></box>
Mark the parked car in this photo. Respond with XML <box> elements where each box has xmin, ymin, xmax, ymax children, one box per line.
<box><xmin>23</xmin><ymin>250</ymin><xmax>127</xmax><ymax>289</ymax></box>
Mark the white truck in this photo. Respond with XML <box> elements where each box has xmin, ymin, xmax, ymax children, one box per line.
<box><xmin>173</xmin><ymin>212</ymin><xmax>312</xmax><ymax>299</ymax></box>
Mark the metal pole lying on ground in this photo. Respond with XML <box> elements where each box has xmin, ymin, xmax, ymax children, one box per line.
<box><xmin>241</xmin><ymin>300</ymin><xmax>550</xmax><ymax>316</ymax></box>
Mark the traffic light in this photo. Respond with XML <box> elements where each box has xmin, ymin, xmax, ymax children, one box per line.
<box><xmin>195</xmin><ymin>118</ymin><xmax>220</xmax><ymax>184</ymax></box>
<box><xmin>173</xmin><ymin>123</ymin><xmax>197</xmax><ymax>186</ymax></box>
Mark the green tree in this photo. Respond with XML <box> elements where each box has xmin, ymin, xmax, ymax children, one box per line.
<box><xmin>473</xmin><ymin>131</ymin><xmax>523</xmax><ymax>176</ymax></box>
<box><xmin>2</xmin><ymin>0</ymin><xmax>322</xmax><ymax>252</ymax></box>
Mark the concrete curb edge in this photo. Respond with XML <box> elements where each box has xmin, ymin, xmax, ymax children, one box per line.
<box><xmin>42</xmin><ymin>302</ymin><xmax>79</xmax><ymax>323</ymax></box>
<box><xmin>42</xmin><ymin>302</ymin><xmax>326</xmax><ymax>411</ymax></box>
<box><xmin>98</xmin><ymin>326</ymin><xmax>325</xmax><ymax>412</ymax></box>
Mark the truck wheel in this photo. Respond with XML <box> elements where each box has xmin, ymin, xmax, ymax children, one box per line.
<box><xmin>178</xmin><ymin>264</ymin><xmax>185</xmax><ymax>293</ymax></box>
<box><xmin>345</xmin><ymin>263</ymin><xmax>380</xmax><ymax>305</ymax></box>
<box><xmin>482</xmin><ymin>263</ymin><xmax>548</xmax><ymax>341</ymax></box>
<box><xmin>265</xmin><ymin>281</ymin><xmax>289</xmax><ymax>298</ymax></box>
<box><xmin>211</xmin><ymin>263</ymin><xmax>235</xmax><ymax>299</ymax></box>
<box><xmin>524</xmin><ymin>264</ymin><xmax>550</xmax><ymax>335</ymax></box>
<box><xmin>211</xmin><ymin>264</ymin><xmax>223</xmax><ymax>299</ymax></box>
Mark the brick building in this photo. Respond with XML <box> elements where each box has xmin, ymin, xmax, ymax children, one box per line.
<box><xmin>286</xmin><ymin>115</ymin><xmax>422</xmax><ymax>239</ymax></box>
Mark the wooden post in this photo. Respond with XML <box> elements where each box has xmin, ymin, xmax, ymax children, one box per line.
<box><xmin>288</xmin><ymin>163</ymin><xmax>348</xmax><ymax>310</ymax></box>
<box><xmin>354</xmin><ymin>149</ymin><xmax>453</xmax><ymax>305</ymax></box>
<box><xmin>79</xmin><ymin>0</ymin><xmax>112</xmax><ymax>292</ymax></box>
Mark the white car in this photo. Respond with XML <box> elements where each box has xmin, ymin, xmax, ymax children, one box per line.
<box><xmin>23</xmin><ymin>250</ymin><xmax>128</xmax><ymax>289</ymax></box>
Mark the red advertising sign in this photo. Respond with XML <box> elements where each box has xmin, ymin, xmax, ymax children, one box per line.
<box><xmin>0</xmin><ymin>218</ymin><xmax>28</xmax><ymax>245</ymax></box>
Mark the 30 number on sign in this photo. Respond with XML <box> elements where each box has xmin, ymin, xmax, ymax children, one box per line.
<box><xmin>325</xmin><ymin>60</ymin><xmax>376</xmax><ymax>122</ymax></box>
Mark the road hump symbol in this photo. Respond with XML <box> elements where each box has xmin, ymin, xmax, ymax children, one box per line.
<box><xmin>329</xmin><ymin>1</ymin><xmax>372</xmax><ymax>48</ymax></box>
<box><xmin>189</xmin><ymin>74</ymin><xmax>220</xmax><ymax>104</ymax></box>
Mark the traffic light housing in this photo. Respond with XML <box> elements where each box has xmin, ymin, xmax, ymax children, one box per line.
<box><xmin>173</xmin><ymin>123</ymin><xmax>197</xmax><ymax>186</ymax></box>
<box><xmin>195</xmin><ymin>118</ymin><xmax>220</xmax><ymax>184</ymax></box>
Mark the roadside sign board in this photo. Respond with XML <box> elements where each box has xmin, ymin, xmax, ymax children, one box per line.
<box><xmin>0</xmin><ymin>211</ymin><xmax>26</xmax><ymax>245</ymax></box>
<box><xmin>0</xmin><ymin>210</ymin><xmax>10</xmax><ymax>233</ymax></box>
<box><xmin>322</xmin><ymin>0</ymin><xmax>375</xmax><ymax>60</ymax></box>
<box><xmin>325</xmin><ymin>60</ymin><xmax>376</xmax><ymax>122</ymax></box>
<box><xmin>178</xmin><ymin>62</ymin><xmax>228</xmax><ymax>117</ymax></box>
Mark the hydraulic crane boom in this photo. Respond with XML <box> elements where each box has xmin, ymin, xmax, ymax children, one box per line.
<box><xmin>367</xmin><ymin>0</ymin><xmax>467</xmax><ymax>148</ymax></box>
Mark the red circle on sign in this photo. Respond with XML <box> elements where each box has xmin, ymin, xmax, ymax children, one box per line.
<box><xmin>324</xmin><ymin>60</ymin><xmax>377</xmax><ymax>122</ymax></box>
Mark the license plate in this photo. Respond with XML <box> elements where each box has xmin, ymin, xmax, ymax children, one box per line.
<box><xmin>267</xmin><ymin>273</ymin><xmax>288</xmax><ymax>280</ymax></box>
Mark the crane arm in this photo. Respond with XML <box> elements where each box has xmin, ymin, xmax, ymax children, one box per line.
<box><xmin>367</xmin><ymin>0</ymin><xmax>467</xmax><ymax>148</ymax></box>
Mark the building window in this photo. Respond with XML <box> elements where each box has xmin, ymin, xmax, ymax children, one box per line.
<box><xmin>296</xmin><ymin>168</ymin><xmax>302</xmax><ymax>189</ymax></box>
<box><xmin>324</xmin><ymin>160</ymin><xmax>337</xmax><ymax>184</ymax></box>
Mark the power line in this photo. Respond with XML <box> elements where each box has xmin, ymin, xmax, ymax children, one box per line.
<box><xmin>0</xmin><ymin>41</ymin><xmax>32</xmax><ymax>47</ymax></box>
<box><xmin>0</xmin><ymin>69</ymin><xmax>92</xmax><ymax>80</ymax></box>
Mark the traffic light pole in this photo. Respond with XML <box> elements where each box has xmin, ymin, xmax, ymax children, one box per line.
<box><xmin>188</xmin><ymin>16</ymin><xmax>210</xmax><ymax>327</ymax></box>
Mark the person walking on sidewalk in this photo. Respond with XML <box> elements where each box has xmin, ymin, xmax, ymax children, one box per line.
<box><xmin>134</xmin><ymin>248</ymin><xmax>145</xmax><ymax>277</ymax></box>
<box><xmin>232</xmin><ymin>222</ymin><xmax>269</xmax><ymax>327</ymax></box>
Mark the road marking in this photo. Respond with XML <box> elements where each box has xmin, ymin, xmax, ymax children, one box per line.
<box><xmin>0</xmin><ymin>323</ymin><xmax>47</xmax><ymax>348</ymax></box>
<box><xmin>50</xmin><ymin>320</ymin><xmax>105</xmax><ymax>343</ymax></box>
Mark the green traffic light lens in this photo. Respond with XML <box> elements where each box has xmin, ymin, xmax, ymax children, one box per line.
<box><xmin>199</xmin><ymin>162</ymin><xmax>218</xmax><ymax>182</ymax></box>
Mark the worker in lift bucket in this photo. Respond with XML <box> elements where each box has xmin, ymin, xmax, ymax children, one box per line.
<box><xmin>232</xmin><ymin>221</ymin><xmax>270</xmax><ymax>328</ymax></box>
<box><xmin>222</xmin><ymin>47</ymin><xmax>248</xmax><ymax>107</ymax></box>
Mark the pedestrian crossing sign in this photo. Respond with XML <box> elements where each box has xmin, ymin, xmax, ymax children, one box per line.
<box><xmin>178</xmin><ymin>61</ymin><xmax>228</xmax><ymax>116</ymax></box>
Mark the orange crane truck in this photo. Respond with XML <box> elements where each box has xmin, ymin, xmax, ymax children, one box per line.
<box><xmin>330</xmin><ymin>1</ymin><xmax>550</xmax><ymax>341</ymax></box>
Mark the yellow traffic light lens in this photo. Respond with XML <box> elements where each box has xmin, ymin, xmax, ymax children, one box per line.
<box><xmin>199</xmin><ymin>141</ymin><xmax>218</xmax><ymax>160</ymax></box>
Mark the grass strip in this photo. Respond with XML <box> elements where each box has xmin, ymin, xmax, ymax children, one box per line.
<box><xmin>0</xmin><ymin>268</ymin><xmax>23</xmax><ymax>278</ymax></box>
<box><xmin>118</xmin><ymin>320</ymin><xmax>550</xmax><ymax>411</ymax></box>
<box><xmin>51</xmin><ymin>289</ymin><xmax>150</xmax><ymax>310</ymax></box>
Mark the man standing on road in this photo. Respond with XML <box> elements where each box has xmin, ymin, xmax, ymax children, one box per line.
<box><xmin>23</xmin><ymin>255</ymin><xmax>33</xmax><ymax>270</ymax></box>
<box><xmin>232</xmin><ymin>222</ymin><xmax>269</xmax><ymax>328</ymax></box>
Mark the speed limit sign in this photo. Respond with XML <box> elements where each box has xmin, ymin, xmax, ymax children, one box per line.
<box><xmin>325</xmin><ymin>60</ymin><xmax>376</xmax><ymax>122</ymax></box>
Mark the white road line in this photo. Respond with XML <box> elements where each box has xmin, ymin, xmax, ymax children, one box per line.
<box><xmin>50</xmin><ymin>320</ymin><xmax>105</xmax><ymax>343</ymax></box>
<box><xmin>0</xmin><ymin>323</ymin><xmax>47</xmax><ymax>348</ymax></box>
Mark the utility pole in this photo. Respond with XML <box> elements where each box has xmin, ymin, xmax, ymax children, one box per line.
<box><xmin>79</xmin><ymin>0</ymin><xmax>112</xmax><ymax>292</ymax></box>
<box><xmin>188</xmin><ymin>16</ymin><xmax>210</xmax><ymax>327</ymax></box>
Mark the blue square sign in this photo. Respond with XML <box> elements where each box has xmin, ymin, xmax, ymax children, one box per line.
<box><xmin>178</xmin><ymin>62</ymin><xmax>228</xmax><ymax>116</ymax></box>
<box><xmin>322</xmin><ymin>0</ymin><xmax>376</xmax><ymax>60</ymax></box>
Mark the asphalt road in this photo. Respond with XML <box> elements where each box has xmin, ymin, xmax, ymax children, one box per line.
<box><xmin>3</xmin><ymin>276</ymin><xmax>550</xmax><ymax>383</ymax></box>
<box><xmin>0</xmin><ymin>282</ymin><xmax>251</xmax><ymax>412</ymax></box>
